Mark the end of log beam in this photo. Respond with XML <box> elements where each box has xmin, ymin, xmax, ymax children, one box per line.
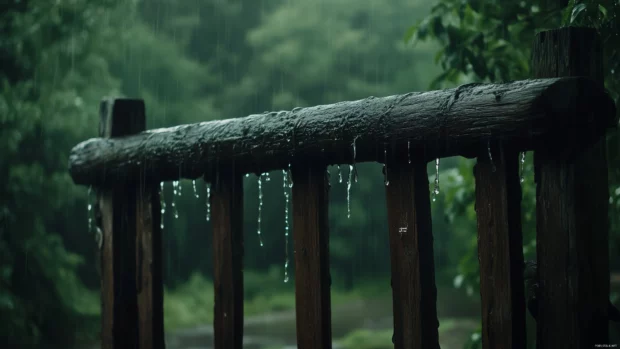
<box><xmin>68</xmin><ymin>77</ymin><xmax>616</xmax><ymax>186</ymax></box>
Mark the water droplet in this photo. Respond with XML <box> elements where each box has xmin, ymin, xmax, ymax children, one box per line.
<box><xmin>87</xmin><ymin>186</ymin><xmax>93</xmax><ymax>233</ymax></box>
<box><xmin>408</xmin><ymin>140</ymin><xmax>411</xmax><ymax>164</ymax></box>
<box><xmin>257</xmin><ymin>174</ymin><xmax>264</xmax><ymax>247</ymax></box>
<box><xmin>192</xmin><ymin>180</ymin><xmax>199</xmax><ymax>198</ymax></box>
<box><xmin>337</xmin><ymin>165</ymin><xmax>343</xmax><ymax>183</ymax></box>
<box><xmin>283</xmin><ymin>169</ymin><xmax>290</xmax><ymax>283</ymax></box>
<box><xmin>520</xmin><ymin>152</ymin><xmax>526</xmax><ymax>183</ymax></box>
<box><xmin>264</xmin><ymin>172</ymin><xmax>271</xmax><ymax>182</ymax></box>
<box><xmin>433</xmin><ymin>158</ymin><xmax>440</xmax><ymax>201</ymax></box>
<box><xmin>487</xmin><ymin>140</ymin><xmax>496</xmax><ymax>172</ymax></box>
<box><xmin>171</xmin><ymin>181</ymin><xmax>179</xmax><ymax>219</ymax></box>
<box><xmin>160</xmin><ymin>182</ymin><xmax>166</xmax><ymax>229</ymax></box>
<box><xmin>206</xmin><ymin>185</ymin><xmax>211</xmax><ymax>222</ymax></box>
<box><xmin>351</xmin><ymin>136</ymin><xmax>359</xmax><ymax>182</ymax></box>
<box><xmin>287</xmin><ymin>163</ymin><xmax>293</xmax><ymax>188</ymax></box>
<box><xmin>177</xmin><ymin>180</ymin><xmax>182</xmax><ymax>196</ymax></box>
<box><xmin>245</xmin><ymin>173</ymin><xmax>250</xmax><ymax>178</ymax></box>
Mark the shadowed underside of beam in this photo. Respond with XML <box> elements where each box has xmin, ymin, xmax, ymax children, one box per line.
<box><xmin>68</xmin><ymin>77</ymin><xmax>616</xmax><ymax>186</ymax></box>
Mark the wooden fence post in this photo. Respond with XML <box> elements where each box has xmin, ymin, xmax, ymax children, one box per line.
<box><xmin>532</xmin><ymin>27</ymin><xmax>610</xmax><ymax>347</ymax></box>
<box><xmin>385</xmin><ymin>160</ymin><xmax>440</xmax><ymax>349</ymax></box>
<box><xmin>210</xmin><ymin>169</ymin><xmax>244</xmax><ymax>349</ymax></box>
<box><xmin>99</xmin><ymin>98</ymin><xmax>163</xmax><ymax>349</ymax></box>
<box><xmin>474</xmin><ymin>142</ymin><xmax>525</xmax><ymax>349</ymax></box>
<box><xmin>292</xmin><ymin>164</ymin><xmax>332</xmax><ymax>349</ymax></box>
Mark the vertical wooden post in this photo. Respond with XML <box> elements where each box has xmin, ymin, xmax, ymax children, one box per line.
<box><xmin>532</xmin><ymin>27</ymin><xmax>609</xmax><ymax>348</ymax></box>
<box><xmin>474</xmin><ymin>143</ymin><xmax>525</xmax><ymax>349</ymax></box>
<box><xmin>210</xmin><ymin>169</ymin><xmax>244</xmax><ymax>349</ymax></box>
<box><xmin>385</xmin><ymin>161</ymin><xmax>439</xmax><ymax>349</ymax></box>
<box><xmin>136</xmin><ymin>177</ymin><xmax>165</xmax><ymax>349</ymax></box>
<box><xmin>99</xmin><ymin>98</ymin><xmax>164</xmax><ymax>349</ymax></box>
<box><xmin>292</xmin><ymin>165</ymin><xmax>332</xmax><ymax>349</ymax></box>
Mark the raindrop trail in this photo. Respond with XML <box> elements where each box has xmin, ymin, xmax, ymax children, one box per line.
<box><xmin>287</xmin><ymin>163</ymin><xmax>293</xmax><ymax>188</ymax></box>
<box><xmin>171</xmin><ymin>181</ymin><xmax>179</xmax><ymax>219</ymax></box>
<box><xmin>433</xmin><ymin>158</ymin><xmax>440</xmax><ymax>202</ymax></box>
<box><xmin>347</xmin><ymin>165</ymin><xmax>353</xmax><ymax>219</ymax></box>
<box><xmin>283</xmin><ymin>170</ymin><xmax>290</xmax><ymax>283</ymax></box>
<box><xmin>338</xmin><ymin>165</ymin><xmax>343</xmax><ymax>183</ymax></box>
<box><xmin>206</xmin><ymin>184</ymin><xmax>211</xmax><ymax>222</ymax></box>
<box><xmin>520</xmin><ymin>152</ymin><xmax>526</xmax><ymax>183</ymax></box>
<box><xmin>87</xmin><ymin>186</ymin><xmax>93</xmax><ymax>233</ymax></box>
<box><xmin>257</xmin><ymin>174</ymin><xmax>264</xmax><ymax>247</ymax></box>
<box><xmin>160</xmin><ymin>182</ymin><xmax>166</xmax><ymax>229</ymax></box>
<box><xmin>383</xmin><ymin>144</ymin><xmax>389</xmax><ymax>186</ymax></box>
<box><xmin>487</xmin><ymin>140</ymin><xmax>496</xmax><ymax>172</ymax></box>
<box><xmin>408</xmin><ymin>140</ymin><xmax>411</xmax><ymax>164</ymax></box>
<box><xmin>192</xmin><ymin>180</ymin><xmax>199</xmax><ymax>198</ymax></box>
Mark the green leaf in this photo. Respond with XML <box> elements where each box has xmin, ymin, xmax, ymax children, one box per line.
<box><xmin>570</xmin><ymin>3</ymin><xmax>587</xmax><ymax>23</ymax></box>
<box><xmin>598</xmin><ymin>4</ymin><xmax>608</xmax><ymax>18</ymax></box>
<box><xmin>403</xmin><ymin>24</ymin><xmax>417</xmax><ymax>43</ymax></box>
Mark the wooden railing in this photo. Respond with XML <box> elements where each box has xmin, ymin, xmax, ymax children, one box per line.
<box><xmin>69</xmin><ymin>27</ymin><xmax>618</xmax><ymax>349</ymax></box>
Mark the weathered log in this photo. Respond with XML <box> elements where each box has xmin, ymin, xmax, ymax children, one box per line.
<box><xmin>69</xmin><ymin>77</ymin><xmax>616</xmax><ymax>186</ymax></box>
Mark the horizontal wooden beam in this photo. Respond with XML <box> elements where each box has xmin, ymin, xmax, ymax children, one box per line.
<box><xmin>69</xmin><ymin>77</ymin><xmax>616</xmax><ymax>186</ymax></box>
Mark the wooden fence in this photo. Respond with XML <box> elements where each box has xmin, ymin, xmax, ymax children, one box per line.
<box><xmin>68</xmin><ymin>27</ymin><xmax>618</xmax><ymax>349</ymax></box>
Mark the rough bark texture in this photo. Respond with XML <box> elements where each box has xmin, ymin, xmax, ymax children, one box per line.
<box><xmin>385</xmin><ymin>160</ymin><xmax>439</xmax><ymax>349</ymax></box>
<box><xmin>532</xmin><ymin>27</ymin><xmax>610</xmax><ymax>348</ymax></box>
<box><xmin>69</xmin><ymin>78</ymin><xmax>616</xmax><ymax>186</ymax></box>
<box><xmin>474</xmin><ymin>143</ymin><xmax>525</xmax><ymax>349</ymax></box>
<box><xmin>211</xmin><ymin>170</ymin><xmax>244</xmax><ymax>349</ymax></box>
<box><xmin>99</xmin><ymin>99</ymin><xmax>144</xmax><ymax>349</ymax></box>
<box><xmin>136</xmin><ymin>180</ymin><xmax>164</xmax><ymax>349</ymax></box>
<box><xmin>292</xmin><ymin>164</ymin><xmax>332</xmax><ymax>349</ymax></box>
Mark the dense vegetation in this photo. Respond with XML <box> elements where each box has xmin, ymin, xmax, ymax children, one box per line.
<box><xmin>1</xmin><ymin>0</ymin><xmax>618</xmax><ymax>348</ymax></box>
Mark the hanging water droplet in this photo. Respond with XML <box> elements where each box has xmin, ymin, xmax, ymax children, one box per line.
<box><xmin>347</xmin><ymin>165</ymin><xmax>353</xmax><ymax>219</ymax></box>
<box><xmin>337</xmin><ymin>165</ymin><xmax>343</xmax><ymax>183</ymax></box>
<box><xmin>257</xmin><ymin>174</ymin><xmax>264</xmax><ymax>247</ymax></box>
<box><xmin>177</xmin><ymin>180</ymin><xmax>182</xmax><ymax>196</ymax></box>
<box><xmin>287</xmin><ymin>163</ymin><xmax>293</xmax><ymax>188</ymax></box>
<box><xmin>487</xmin><ymin>140</ymin><xmax>496</xmax><ymax>172</ymax></box>
<box><xmin>206</xmin><ymin>185</ymin><xmax>211</xmax><ymax>222</ymax></box>
<box><xmin>160</xmin><ymin>182</ymin><xmax>166</xmax><ymax>229</ymax></box>
<box><xmin>87</xmin><ymin>186</ymin><xmax>93</xmax><ymax>233</ymax></box>
<box><xmin>264</xmin><ymin>172</ymin><xmax>271</xmax><ymax>182</ymax></box>
<box><xmin>408</xmin><ymin>140</ymin><xmax>411</xmax><ymax>164</ymax></box>
<box><xmin>432</xmin><ymin>158</ymin><xmax>440</xmax><ymax>202</ymax></box>
<box><xmin>245</xmin><ymin>173</ymin><xmax>250</xmax><ymax>178</ymax></box>
<box><xmin>383</xmin><ymin>144</ymin><xmax>389</xmax><ymax>186</ymax></box>
<box><xmin>282</xmin><ymin>169</ymin><xmax>290</xmax><ymax>283</ymax></box>
<box><xmin>192</xmin><ymin>180</ymin><xmax>199</xmax><ymax>198</ymax></box>
<box><xmin>171</xmin><ymin>181</ymin><xmax>179</xmax><ymax>219</ymax></box>
<box><xmin>520</xmin><ymin>152</ymin><xmax>526</xmax><ymax>183</ymax></box>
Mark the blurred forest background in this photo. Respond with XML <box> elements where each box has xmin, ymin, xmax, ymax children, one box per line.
<box><xmin>1</xmin><ymin>0</ymin><xmax>619</xmax><ymax>348</ymax></box>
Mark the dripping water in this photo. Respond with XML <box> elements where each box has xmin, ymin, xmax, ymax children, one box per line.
<box><xmin>487</xmin><ymin>140</ymin><xmax>496</xmax><ymax>172</ymax></box>
<box><xmin>206</xmin><ymin>185</ymin><xmax>211</xmax><ymax>222</ymax></box>
<box><xmin>160</xmin><ymin>182</ymin><xmax>166</xmax><ymax>229</ymax></box>
<box><xmin>177</xmin><ymin>179</ymin><xmax>182</xmax><ymax>196</ymax></box>
<box><xmin>265</xmin><ymin>172</ymin><xmax>271</xmax><ymax>182</ymax></box>
<box><xmin>282</xmin><ymin>170</ymin><xmax>290</xmax><ymax>283</ymax></box>
<box><xmin>192</xmin><ymin>180</ymin><xmax>199</xmax><ymax>198</ymax></box>
<box><xmin>432</xmin><ymin>158</ymin><xmax>440</xmax><ymax>202</ymax></box>
<box><xmin>352</xmin><ymin>136</ymin><xmax>359</xmax><ymax>183</ymax></box>
<box><xmin>246</xmin><ymin>173</ymin><xmax>250</xmax><ymax>178</ymax></box>
<box><xmin>87</xmin><ymin>186</ymin><xmax>93</xmax><ymax>233</ymax></box>
<box><xmin>171</xmin><ymin>181</ymin><xmax>179</xmax><ymax>218</ymax></box>
<box><xmin>338</xmin><ymin>165</ymin><xmax>343</xmax><ymax>183</ymax></box>
<box><xmin>520</xmin><ymin>152</ymin><xmax>526</xmax><ymax>183</ymax></box>
<box><xmin>383</xmin><ymin>144</ymin><xmax>389</xmax><ymax>186</ymax></box>
<box><xmin>347</xmin><ymin>165</ymin><xmax>353</xmax><ymax>219</ymax></box>
<box><xmin>287</xmin><ymin>163</ymin><xmax>293</xmax><ymax>188</ymax></box>
<box><xmin>257</xmin><ymin>174</ymin><xmax>264</xmax><ymax>247</ymax></box>
<box><xmin>408</xmin><ymin>140</ymin><xmax>411</xmax><ymax>164</ymax></box>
